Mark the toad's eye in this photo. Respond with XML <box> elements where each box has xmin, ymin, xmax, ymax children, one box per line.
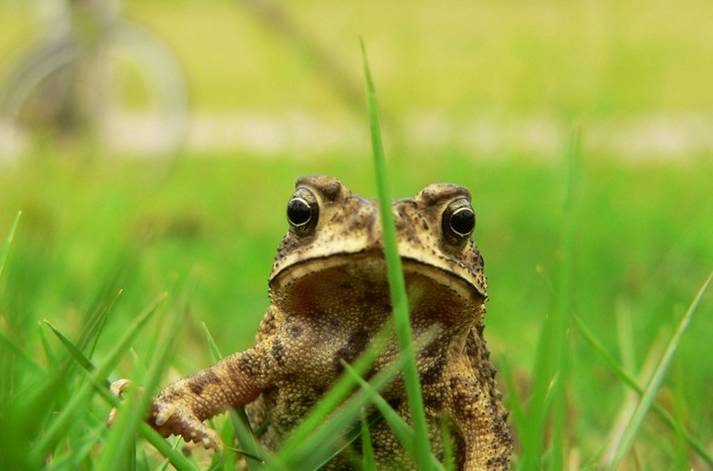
<box><xmin>442</xmin><ymin>199</ymin><xmax>475</xmax><ymax>241</ymax></box>
<box><xmin>287</xmin><ymin>198</ymin><xmax>312</xmax><ymax>226</ymax></box>
<box><xmin>287</xmin><ymin>187</ymin><xmax>319</xmax><ymax>232</ymax></box>
<box><xmin>449</xmin><ymin>207</ymin><xmax>475</xmax><ymax>236</ymax></box>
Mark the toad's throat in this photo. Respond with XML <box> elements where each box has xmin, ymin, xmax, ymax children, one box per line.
<box><xmin>269</xmin><ymin>250</ymin><xmax>484</xmax><ymax>310</ymax></box>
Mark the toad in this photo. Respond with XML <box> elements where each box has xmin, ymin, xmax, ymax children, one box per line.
<box><xmin>144</xmin><ymin>175</ymin><xmax>512</xmax><ymax>469</ymax></box>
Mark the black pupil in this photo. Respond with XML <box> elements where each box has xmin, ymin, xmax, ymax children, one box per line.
<box><xmin>287</xmin><ymin>198</ymin><xmax>312</xmax><ymax>226</ymax></box>
<box><xmin>450</xmin><ymin>209</ymin><xmax>475</xmax><ymax>235</ymax></box>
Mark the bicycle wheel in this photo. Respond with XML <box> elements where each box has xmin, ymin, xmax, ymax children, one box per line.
<box><xmin>0</xmin><ymin>36</ymin><xmax>81</xmax><ymax>156</ymax></box>
<box><xmin>92</xmin><ymin>19</ymin><xmax>189</xmax><ymax>155</ymax></box>
<box><xmin>0</xmin><ymin>19</ymin><xmax>189</xmax><ymax>157</ymax></box>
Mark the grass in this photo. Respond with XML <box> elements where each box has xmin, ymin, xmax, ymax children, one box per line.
<box><xmin>361</xmin><ymin>39</ymin><xmax>432</xmax><ymax>466</ymax></box>
<box><xmin>609</xmin><ymin>272</ymin><xmax>712</xmax><ymax>469</ymax></box>
<box><xmin>0</xmin><ymin>43</ymin><xmax>712</xmax><ymax>466</ymax></box>
<box><xmin>0</xmin><ymin>143</ymin><xmax>711</xmax><ymax>469</ymax></box>
<box><xmin>1</xmin><ymin>2</ymin><xmax>711</xmax><ymax>468</ymax></box>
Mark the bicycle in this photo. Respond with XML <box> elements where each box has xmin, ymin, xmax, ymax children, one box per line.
<box><xmin>0</xmin><ymin>0</ymin><xmax>188</xmax><ymax>157</ymax></box>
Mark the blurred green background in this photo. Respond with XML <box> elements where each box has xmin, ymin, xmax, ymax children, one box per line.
<box><xmin>0</xmin><ymin>0</ymin><xmax>711</xmax><ymax>469</ymax></box>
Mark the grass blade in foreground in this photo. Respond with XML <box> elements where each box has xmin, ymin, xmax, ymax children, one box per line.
<box><xmin>0</xmin><ymin>210</ymin><xmax>21</xmax><ymax>280</ymax></box>
<box><xmin>0</xmin><ymin>329</ymin><xmax>42</xmax><ymax>372</ymax></box>
<box><xmin>360</xmin><ymin>408</ymin><xmax>376</xmax><ymax>471</ymax></box>
<box><xmin>38</xmin><ymin>322</ymin><xmax>58</xmax><ymax>369</ymax></box>
<box><xmin>341</xmin><ymin>361</ymin><xmax>447</xmax><ymax>471</ymax></box>
<box><xmin>276</xmin><ymin>344</ymin><xmax>408</xmax><ymax>469</ymax></box>
<box><xmin>520</xmin><ymin>129</ymin><xmax>581</xmax><ymax>469</ymax></box>
<box><xmin>30</xmin><ymin>292</ymin><xmax>167</xmax><ymax>465</ymax></box>
<box><xmin>574</xmin><ymin>316</ymin><xmax>713</xmax><ymax>467</ymax></box>
<box><xmin>273</xmin><ymin>326</ymin><xmax>392</xmax><ymax>468</ymax></box>
<box><xmin>96</xmin><ymin>301</ymin><xmax>185</xmax><ymax>470</ymax></box>
<box><xmin>610</xmin><ymin>271</ymin><xmax>713</xmax><ymax>469</ymax></box>
<box><xmin>50</xmin><ymin>315</ymin><xmax>198</xmax><ymax>471</ymax></box>
<box><xmin>44</xmin><ymin>321</ymin><xmax>100</xmax><ymax>377</ymax></box>
<box><xmin>278</xmin><ymin>327</ymin><xmax>438</xmax><ymax>470</ymax></box>
<box><xmin>549</xmin><ymin>128</ymin><xmax>581</xmax><ymax>470</ymax></box>
<box><xmin>360</xmin><ymin>38</ymin><xmax>432</xmax><ymax>468</ymax></box>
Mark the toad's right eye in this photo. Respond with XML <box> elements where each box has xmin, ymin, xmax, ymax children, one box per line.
<box><xmin>441</xmin><ymin>198</ymin><xmax>476</xmax><ymax>244</ymax></box>
<box><xmin>287</xmin><ymin>188</ymin><xmax>319</xmax><ymax>233</ymax></box>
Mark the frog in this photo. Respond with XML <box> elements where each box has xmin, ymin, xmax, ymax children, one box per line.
<box><xmin>142</xmin><ymin>175</ymin><xmax>512</xmax><ymax>469</ymax></box>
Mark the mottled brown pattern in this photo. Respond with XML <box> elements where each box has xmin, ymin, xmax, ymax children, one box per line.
<box><xmin>187</xmin><ymin>369</ymin><xmax>221</xmax><ymax>395</ymax></box>
<box><xmin>141</xmin><ymin>175</ymin><xmax>512</xmax><ymax>469</ymax></box>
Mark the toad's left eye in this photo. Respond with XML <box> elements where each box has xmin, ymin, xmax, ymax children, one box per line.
<box><xmin>287</xmin><ymin>187</ymin><xmax>319</xmax><ymax>234</ymax></box>
<box><xmin>442</xmin><ymin>199</ymin><xmax>475</xmax><ymax>241</ymax></box>
<box><xmin>287</xmin><ymin>197</ymin><xmax>312</xmax><ymax>226</ymax></box>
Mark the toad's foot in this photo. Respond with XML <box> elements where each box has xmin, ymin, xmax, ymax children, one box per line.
<box><xmin>108</xmin><ymin>378</ymin><xmax>222</xmax><ymax>450</ymax></box>
<box><xmin>107</xmin><ymin>378</ymin><xmax>133</xmax><ymax>426</ymax></box>
<box><xmin>149</xmin><ymin>399</ymin><xmax>222</xmax><ymax>450</ymax></box>
<box><xmin>140</xmin><ymin>351</ymin><xmax>267</xmax><ymax>450</ymax></box>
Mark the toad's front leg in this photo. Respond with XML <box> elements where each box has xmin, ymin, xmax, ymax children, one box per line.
<box><xmin>148</xmin><ymin>338</ymin><xmax>276</xmax><ymax>449</ymax></box>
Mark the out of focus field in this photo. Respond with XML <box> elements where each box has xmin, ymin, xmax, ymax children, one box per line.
<box><xmin>4</xmin><ymin>0</ymin><xmax>713</xmax><ymax>118</ymax></box>
<box><xmin>0</xmin><ymin>0</ymin><xmax>711</xmax><ymax>469</ymax></box>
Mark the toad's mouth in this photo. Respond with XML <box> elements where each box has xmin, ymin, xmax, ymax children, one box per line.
<box><xmin>269</xmin><ymin>250</ymin><xmax>485</xmax><ymax>319</ymax></box>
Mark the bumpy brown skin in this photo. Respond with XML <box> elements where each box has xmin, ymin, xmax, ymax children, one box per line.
<box><xmin>148</xmin><ymin>176</ymin><xmax>512</xmax><ymax>469</ymax></box>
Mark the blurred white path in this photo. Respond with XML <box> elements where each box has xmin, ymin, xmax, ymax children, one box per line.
<box><xmin>2</xmin><ymin>112</ymin><xmax>713</xmax><ymax>161</ymax></box>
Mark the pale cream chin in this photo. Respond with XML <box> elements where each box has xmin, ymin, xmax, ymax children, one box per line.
<box><xmin>270</xmin><ymin>250</ymin><xmax>484</xmax><ymax>303</ymax></box>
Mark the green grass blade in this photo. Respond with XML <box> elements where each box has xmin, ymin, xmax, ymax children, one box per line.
<box><xmin>231</xmin><ymin>414</ymin><xmax>268</xmax><ymax>464</ymax></box>
<box><xmin>574</xmin><ymin>314</ymin><xmax>713</xmax><ymax>467</ymax></box>
<box><xmin>276</xmin><ymin>326</ymin><xmax>390</xmax><ymax>460</ymax></box>
<box><xmin>360</xmin><ymin>38</ymin><xmax>432</xmax><ymax>468</ymax></box>
<box><xmin>609</xmin><ymin>271</ymin><xmax>713</xmax><ymax>469</ymax></box>
<box><xmin>30</xmin><ymin>292</ymin><xmax>167</xmax><ymax>464</ymax></box>
<box><xmin>549</xmin><ymin>128</ymin><xmax>581</xmax><ymax>471</ymax></box>
<box><xmin>308</xmin><ymin>412</ymin><xmax>382</xmax><ymax>471</ymax></box>
<box><xmin>603</xmin><ymin>323</ymin><xmax>664</xmax><ymax>467</ymax></box>
<box><xmin>44</xmin><ymin>320</ymin><xmax>101</xmax><ymax>377</ymax></box>
<box><xmin>520</xmin><ymin>129</ymin><xmax>581</xmax><ymax>469</ymax></box>
<box><xmin>97</xmin><ymin>379</ymin><xmax>198</xmax><ymax>471</ymax></box>
<box><xmin>49</xmin><ymin>307</ymin><xmax>198</xmax><ymax>471</ymax></box>
<box><xmin>439</xmin><ymin>415</ymin><xmax>455</xmax><ymax>471</ymax></box>
<box><xmin>86</xmin><ymin>288</ymin><xmax>125</xmax><ymax>358</ymax></box>
<box><xmin>0</xmin><ymin>328</ymin><xmax>42</xmax><ymax>372</ymax></box>
<box><xmin>616</xmin><ymin>304</ymin><xmax>636</xmax><ymax>375</ymax></box>
<box><xmin>341</xmin><ymin>361</ymin><xmax>446</xmax><ymax>471</ymax></box>
<box><xmin>360</xmin><ymin>408</ymin><xmax>376</xmax><ymax>471</ymax></box>
<box><xmin>202</xmin><ymin>322</ymin><xmax>224</xmax><ymax>361</ymax></box>
<box><xmin>154</xmin><ymin>438</ymin><xmax>182</xmax><ymax>471</ymax></box>
<box><xmin>205</xmin><ymin>462</ymin><xmax>223</xmax><ymax>471</ymax></box>
<box><xmin>97</xmin><ymin>300</ymin><xmax>184</xmax><ymax>470</ymax></box>
<box><xmin>114</xmin><ymin>392</ymin><xmax>199</xmax><ymax>470</ymax></box>
<box><xmin>519</xmin><ymin>305</ymin><xmax>553</xmax><ymax>469</ymax></box>
<box><xmin>38</xmin><ymin>322</ymin><xmax>58</xmax><ymax>369</ymax></box>
<box><xmin>670</xmin><ymin>359</ymin><xmax>689</xmax><ymax>470</ymax></box>
<box><xmin>75</xmin><ymin>253</ymin><xmax>131</xmax><ymax>357</ymax></box>
<box><xmin>276</xmin><ymin>341</ymin><xmax>415</xmax><ymax>470</ymax></box>
<box><xmin>219</xmin><ymin>420</ymin><xmax>238</xmax><ymax>471</ymax></box>
<box><xmin>0</xmin><ymin>210</ymin><xmax>21</xmax><ymax>280</ymax></box>
<box><xmin>16</xmin><ymin>288</ymin><xmax>125</xmax><ymax>441</ymax></box>
<box><xmin>138</xmin><ymin>422</ymin><xmax>197</xmax><ymax>471</ymax></box>
<box><xmin>45</xmin><ymin>420</ymin><xmax>107</xmax><ymax>471</ymax></box>
<box><xmin>342</xmin><ymin>361</ymin><xmax>413</xmax><ymax>448</ymax></box>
